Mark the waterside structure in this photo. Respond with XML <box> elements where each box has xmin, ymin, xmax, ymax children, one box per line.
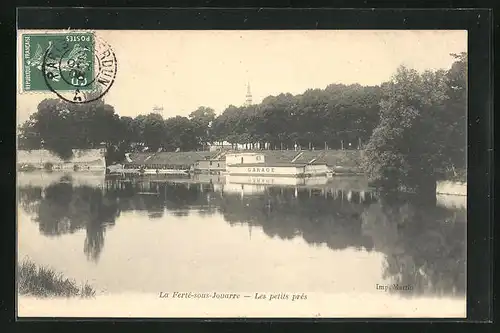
<box><xmin>116</xmin><ymin>149</ymin><xmax>364</xmax><ymax>176</ymax></box>
<box><xmin>121</xmin><ymin>151</ymin><xmax>219</xmax><ymax>175</ymax></box>
<box><xmin>225</xmin><ymin>152</ymin><xmax>331</xmax><ymax>177</ymax></box>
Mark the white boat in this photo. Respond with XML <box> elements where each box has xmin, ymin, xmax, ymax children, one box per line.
<box><xmin>227</xmin><ymin>163</ymin><xmax>330</xmax><ymax>177</ymax></box>
<box><xmin>225</xmin><ymin>152</ymin><xmax>330</xmax><ymax>178</ymax></box>
<box><xmin>140</xmin><ymin>168</ymin><xmax>189</xmax><ymax>175</ymax></box>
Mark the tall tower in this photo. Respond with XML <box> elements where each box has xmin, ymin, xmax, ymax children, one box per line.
<box><xmin>245</xmin><ymin>83</ymin><xmax>252</xmax><ymax>106</ymax></box>
<box><xmin>153</xmin><ymin>105</ymin><xmax>164</xmax><ymax>119</ymax></box>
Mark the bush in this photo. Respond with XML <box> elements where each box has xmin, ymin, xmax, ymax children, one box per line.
<box><xmin>17</xmin><ymin>257</ymin><xmax>95</xmax><ymax>298</ymax></box>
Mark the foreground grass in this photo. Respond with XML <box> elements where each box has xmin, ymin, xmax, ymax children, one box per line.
<box><xmin>18</xmin><ymin>258</ymin><xmax>95</xmax><ymax>298</ymax></box>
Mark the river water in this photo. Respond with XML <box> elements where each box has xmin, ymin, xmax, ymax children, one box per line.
<box><xmin>17</xmin><ymin>172</ymin><xmax>466</xmax><ymax>317</ymax></box>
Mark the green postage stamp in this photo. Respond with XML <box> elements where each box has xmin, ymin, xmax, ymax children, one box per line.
<box><xmin>21</xmin><ymin>31</ymin><xmax>117</xmax><ymax>103</ymax></box>
<box><xmin>22</xmin><ymin>32</ymin><xmax>95</xmax><ymax>92</ymax></box>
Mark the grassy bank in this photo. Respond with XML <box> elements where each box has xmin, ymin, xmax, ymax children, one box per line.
<box><xmin>18</xmin><ymin>258</ymin><xmax>95</xmax><ymax>298</ymax></box>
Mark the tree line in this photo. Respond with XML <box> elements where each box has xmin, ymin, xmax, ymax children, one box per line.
<box><xmin>18</xmin><ymin>52</ymin><xmax>466</xmax><ymax>186</ymax></box>
<box><xmin>18</xmin><ymin>84</ymin><xmax>382</xmax><ymax>157</ymax></box>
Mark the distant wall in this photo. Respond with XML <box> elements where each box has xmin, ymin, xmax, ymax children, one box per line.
<box><xmin>436</xmin><ymin>181</ymin><xmax>467</xmax><ymax>196</ymax></box>
<box><xmin>17</xmin><ymin>149</ymin><xmax>106</xmax><ymax>171</ymax></box>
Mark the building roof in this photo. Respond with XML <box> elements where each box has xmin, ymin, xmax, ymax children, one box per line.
<box><xmin>228</xmin><ymin>162</ymin><xmax>312</xmax><ymax>168</ymax></box>
<box><xmin>195</xmin><ymin>159</ymin><xmax>226</xmax><ymax>162</ymax></box>
<box><xmin>125</xmin><ymin>152</ymin><xmax>218</xmax><ymax>166</ymax></box>
<box><xmin>261</xmin><ymin>151</ymin><xmax>300</xmax><ymax>164</ymax></box>
<box><xmin>225</xmin><ymin>152</ymin><xmax>263</xmax><ymax>156</ymax></box>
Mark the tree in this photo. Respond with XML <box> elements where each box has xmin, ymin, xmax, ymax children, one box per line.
<box><xmin>209</xmin><ymin>84</ymin><xmax>381</xmax><ymax>150</ymax></box>
<box><xmin>439</xmin><ymin>52</ymin><xmax>467</xmax><ymax>175</ymax></box>
<box><xmin>17</xmin><ymin>117</ymin><xmax>42</xmax><ymax>150</ymax></box>
<box><xmin>30</xmin><ymin>98</ymin><xmax>78</xmax><ymax>160</ymax></box>
<box><xmin>188</xmin><ymin>106</ymin><xmax>216</xmax><ymax>147</ymax></box>
<box><xmin>135</xmin><ymin>113</ymin><xmax>165</xmax><ymax>151</ymax></box>
<box><xmin>211</xmin><ymin>105</ymin><xmax>241</xmax><ymax>146</ymax></box>
<box><xmin>164</xmin><ymin>116</ymin><xmax>199</xmax><ymax>151</ymax></box>
<box><xmin>18</xmin><ymin>97</ymin><xmax>125</xmax><ymax>161</ymax></box>
<box><xmin>362</xmin><ymin>65</ymin><xmax>451</xmax><ymax>191</ymax></box>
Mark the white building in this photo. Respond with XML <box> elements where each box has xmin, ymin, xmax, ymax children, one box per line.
<box><xmin>225</xmin><ymin>152</ymin><xmax>265</xmax><ymax>166</ymax></box>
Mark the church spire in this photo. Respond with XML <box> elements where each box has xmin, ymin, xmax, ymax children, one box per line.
<box><xmin>245</xmin><ymin>82</ymin><xmax>252</xmax><ymax>106</ymax></box>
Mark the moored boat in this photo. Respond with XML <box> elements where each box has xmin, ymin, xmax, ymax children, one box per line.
<box><xmin>140</xmin><ymin>168</ymin><xmax>189</xmax><ymax>175</ymax></box>
<box><xmin>227</xmin><ymin>162</ymin><xmax>331</xmax><ymax>178</ymax></box>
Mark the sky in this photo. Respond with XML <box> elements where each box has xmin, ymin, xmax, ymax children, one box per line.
<box><xmin>17</xmin><ymin>30</ymin><xmax>467</xmax><ymax>124</ymax></box>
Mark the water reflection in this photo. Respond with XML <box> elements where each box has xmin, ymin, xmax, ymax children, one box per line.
<box><xmin>361</xmin><ymin>192</ymin><xmax>466</xmax><ymax>297</ymax></box>
<box><xmin>17</xmin><ymin>173</ymin><xmax>466</xmax><ymax>297</ymax></box>
<box><xmin>18</xmin><ymin>175</ymin><xmax>118</xmax><ymax>262</ymax></box>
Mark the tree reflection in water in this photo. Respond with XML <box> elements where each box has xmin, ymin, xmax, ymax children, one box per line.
<box><xmin>18</xmin><ymin>185</ymin><xmax>43</xmax><ymax>215</ymax></box>
<box><xmin>218</xmin><ymin>187</ymin><xmax>377</xmax><ymax>251</ymax></box>
<box><xmin>214</xmin><ymin>186</ymin><xmax>465</xmax><ymax>298</ymax></box>
<box><xmin>18</xmin><ymin>177</ymin><xmax>119</xmax><ymax>262</ymax></box>
<box><xmin>361</xmin><ymin>192</ymin><xmax>466</xmax><ymax>297</ymax></box>
<box><xmin>18</xmin><ymin>177</ymin><xmax>465</xmax><ymax>297</ymax></box>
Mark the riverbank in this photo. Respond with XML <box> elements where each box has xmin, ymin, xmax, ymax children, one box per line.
<box><xmin>18</xmin><ymin>258</ymin><xmax>95</xmax><ymax>298</ymax></box>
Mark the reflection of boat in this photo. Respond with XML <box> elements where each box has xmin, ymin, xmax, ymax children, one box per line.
<box><xmin>111</xmin><ymin>167</ymin><xmax>190</xmax><ymax>176</ymax></box>
<box><xmin>226</xmin><ymin>175</ymin><xmax>330</xmax><ymax>187</ymax></box>
<box><xmin>221</xmin><ymin>175</ymin><xmax>336</xmax><ymax>196</ymax></box>
<box><xmin>222</xmin><ymin>183</ymin><xmax>266</xmax><ymax>195</ymax></box>
<box><xmin>140</xmin><ymin>168</ymin><xmax>189</xmax><ymax>175</ymax></box>
<box><xmin>147</xmin><ymin>176</ymin><xmax>222</xmax><ymax>186</ymax></box>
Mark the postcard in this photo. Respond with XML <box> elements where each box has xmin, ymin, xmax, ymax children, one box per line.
<box><xmin>16</xmin><ymin>29</ymin><xmax>467</xmax><ymax>318</ymax></box>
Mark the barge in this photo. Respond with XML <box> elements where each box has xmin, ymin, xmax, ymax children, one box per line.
<box><xmin>225</xmin><ymin>152</ymin><xmax>331</xmax><ymax>177</ymax></box>
<box><xmin>227</xmin><ymin>163</ymin><xmax>331</xmax><ymax>177</ymax></box>
<box><xmin>107</xmin><ymin>167</ymin><xmax>189</xmax><ymax>176</ymax></box>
